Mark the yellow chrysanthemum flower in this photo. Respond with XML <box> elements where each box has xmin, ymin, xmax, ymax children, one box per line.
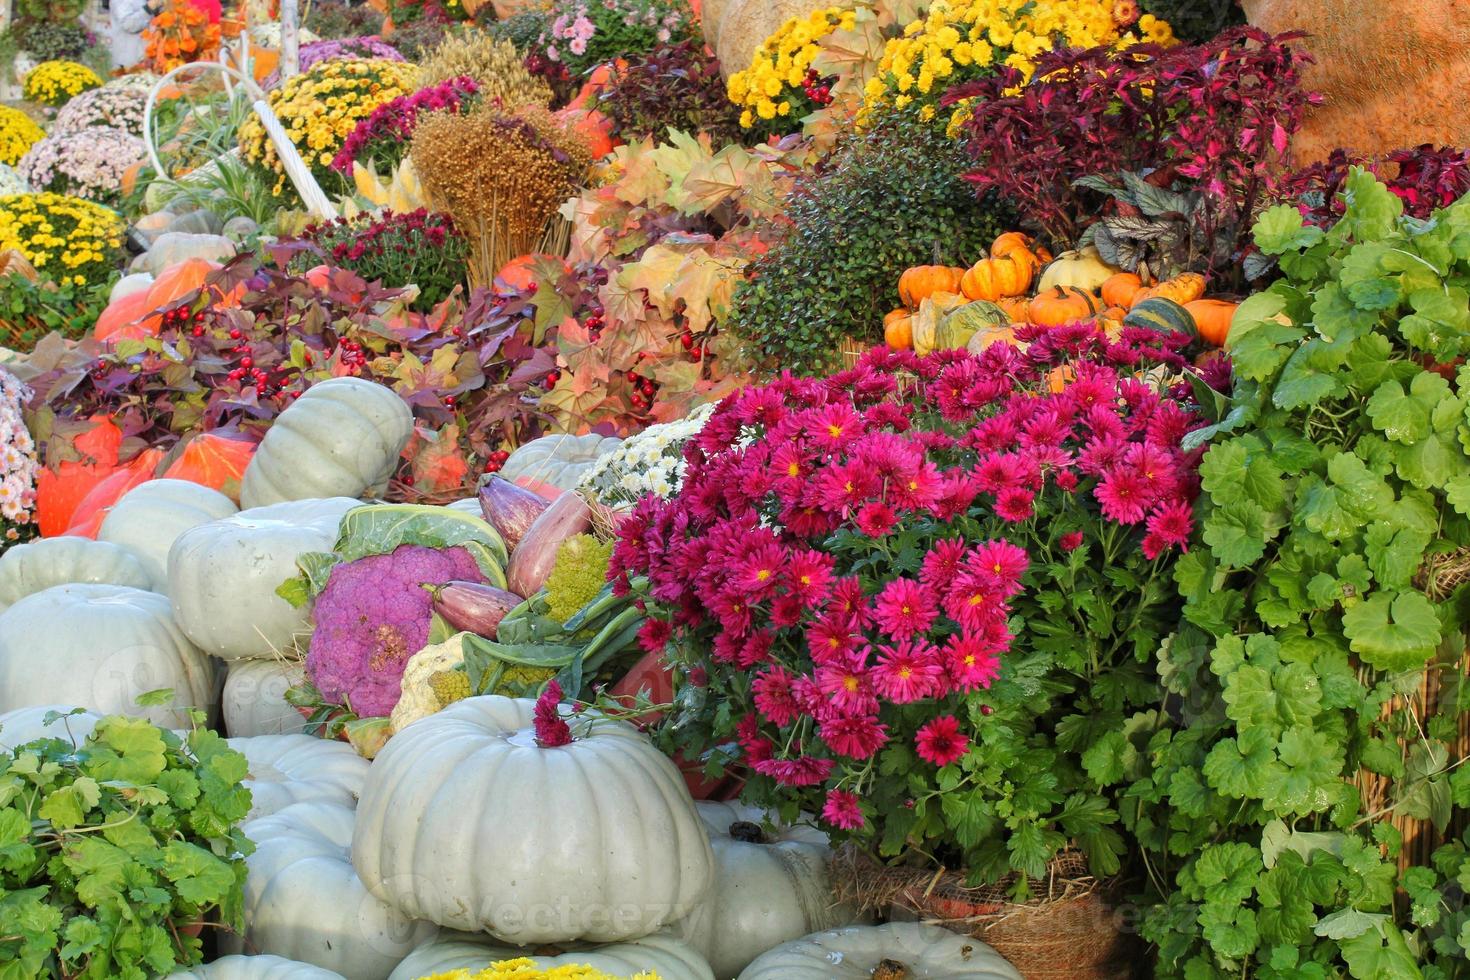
<box><xmin>727</xmin><ymin>5</ymin><xmax>853</xmax><ymax>133</ymax></box>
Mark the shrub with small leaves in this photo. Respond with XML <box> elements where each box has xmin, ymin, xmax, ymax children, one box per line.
<box><xmin>0</xmin><ymin>710</ymin><xmax>254</xmax><ymax>978</ymax></box>
<box><xmin>730</xmin><ymin>111</ymin><xmax>1011</xmax><ymax>374</ymax></box>
<box><xmin>597</xmin><ymin>40</ymin><xmax>743</xmax><ymax>147</ymax></box>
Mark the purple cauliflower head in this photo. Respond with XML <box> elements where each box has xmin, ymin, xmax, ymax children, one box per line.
<box><xmin>306</xmin><ymin>543</ymin><xmax>486</xmax><ymax>717</ymax></box>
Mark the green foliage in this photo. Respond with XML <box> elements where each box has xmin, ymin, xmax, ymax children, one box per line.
<box><xmin>152</xmin><ymin>156</ymin><xmax>279</xmax><ymax>233</ymax></box>
<box><xmin>729</xmin><ymin>111</ymin><xmax>1011</xmax><ymax>374</ymax></box>
<box><xmin>484</xmin><ymin>10</ymin><xmax>547</xmax><ymax>52</ymax></box>
<box><xmin>1126</xmin><ymin>169</ymin><xmax>1470</xmax><ymax>977</ymax></box>
<box><xmin>1138</xmin><ymin>0</ymin><xmax>1244</xmax><ymax>43</ymax></box>
<box><xmin>0</xmin><ymin>710</ymin><xmax>254</xmax><ymax>979</ymax></box>
<box><xmin>0</xmin><ymin>272</ymin><xmax>114</xmax><ymax>349</ymax></box>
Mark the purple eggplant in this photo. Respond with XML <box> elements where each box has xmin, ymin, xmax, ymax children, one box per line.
<box><xmin>507</xmin><ymin>491</ymin><xmax>592</xmax><ymax>599</ymax></box>
<box><xmin>479</xmin><ymin>476</ymin><xmax>551</xmax><ymax>552</ymax></box>
<box><xmin>432</xmin><ymin>581</ymin><xmax>523</xmax><ymax>638</ymax></box>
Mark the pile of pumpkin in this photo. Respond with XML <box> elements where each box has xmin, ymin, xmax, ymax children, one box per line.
<box><xmin>883</xmin><ymin>234</ymin><xmax>1240</xmax><ymax>355</ymax></box>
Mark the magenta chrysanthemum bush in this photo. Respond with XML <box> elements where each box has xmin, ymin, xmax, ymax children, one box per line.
<box><xmin>614</xmin><ymin>323</ymin><xmax>1223</xmax><ymax>881</ymax></box>
<box><xmin>330</xmin><ymin>75</ymin><xmax>479</xmax><ymax>177</ymax></box>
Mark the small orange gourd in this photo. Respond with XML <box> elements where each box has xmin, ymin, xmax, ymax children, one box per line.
<box><xmin>884</xmin><ymin>308</ymin><xmax>914</xmax><ymax>349</ymax></box>
<box><xmin>995</xmin><ymin>296</ymin><xmax>1030</xmax><ymax>323</ymax></box>
<box><xmin>1101</xmin><ymin>272</ymin><xmax>1145</xmax><ymax>310</ymax></box>
<box><xmin>898</xmin><ymin>266</ymin><xmax>966</xmax><ymax>308</ymax></box>
<box><xmin>990</xmin><ymin>232</ymin><xmax>1042</xmax><ymax>277</ymax></box>
<box><xmin>1027</xmin><ymin>286</ymin><xmax>1101</xmax><ymax>327</ymax></box>
<box><xmin>1137</xmin><ymin>272</ymin><xmax>1207</xmax><ymax>306</ymax></box>
<box><xmin>960</xmin><ymin>255</ymin><xmax>1030</xmax><ymax>301</ymax></box>
<box><xmin>1184</xmin><ymin>299</ymin><xmax>1240</xmax><ymax>347</ymax></box>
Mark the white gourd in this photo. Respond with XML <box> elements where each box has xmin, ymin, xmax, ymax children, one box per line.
<box><xmin>224</xmin><ymin>802</ymin><xmax>435</xmax><ymax>978</ymax></box>
<box><xmin>737</xmin><ymin>923</ymin><xmax>1023</xmax><ymax>979</ymax></box>
<box><xmin>228</xmin><ymin>733</ymin><xmax>370</xmax><ymax>819</ymax></box>
<box><xmin>165</xmin><ymin>954</ymin><xmax>346</xmax><ymax>980</ymax></box>
<box><xmin>167</xmin><ymin>496</ymin><xmax>360</xmax><ymax>661</ymax></box>
<box><xmin>0</xmin><ymin>537</ymin><xmax>151</xmax><ymax>611</ymax></box>
<box><xmin>498</xmin><ymin>433</ymin><xmax>622</xmax><ymax>491</ymax></box>
<box><xmin>0</xmin><ymin>705</ymin><xmax>102</xmax><ymax>751</ymax></box>
<box><xmin>0</xmin><ymin>584</ymin><xmax>217</xmax><ymax>728</ymax></box>
<box><xmin>352</xmin><ymin>695</ymin><xmax>714</xmax><ymax>944</ymax></box>
<box><xmin>224</xmin><ymin>658</ymin><xmax>308</xmax><ymax>737</ymax></box>
<box><xmin>387</xmin><ymin>930</ymin><xmax>714</xmax><ymax>980</ymax></box>
<box><xmin>674</xmin><ymin>802</ymin><xmax>857</xmax><ymax>979</ymax></box>
<box><xmin>98</xmin><ymin>478</ymin><xmax>238</xmax><ymax>589</ymax></box>
<box><xmin>239</xmin><ymin>377</ymin><xmax>413</xmax><ymax>509</ymax></box>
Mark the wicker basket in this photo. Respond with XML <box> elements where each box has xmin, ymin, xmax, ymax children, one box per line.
<box><xmin>832</xmin><ymin>848</ymin><xmax>1138</xmax><ymax>980</ymax></box>
<box><xmin>839</xmin><ymin>337</ymin><xmax>871</xmax><ymax>370</ymax></box>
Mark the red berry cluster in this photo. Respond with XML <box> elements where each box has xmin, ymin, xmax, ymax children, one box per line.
<box><xmin>584</xmin><ymin>307</ymin><xmax>605</xmax><ymax>342</ymax></box>
<box><xmin>678</xmin><ymin>328</ymin><xmax>707</xmax><ymax>360</ymax></box>
<box><xmin>337</xmin><ymin>338</ymin><xmax>369</xmax><ymax>374</ymax></box>
<box><xmin>627</xmin><ymin>370</ymin><xmax>657</xmax><ymax>411</ymax></box>
<box><xmin>801</xmin><ymin>68</ymin><xmax>835</xmax><ymax>107</ymax></box>
<box><xmin>483</xmin><ymin>447</ymin><xmax>511</xmax><ymax>473</ymax></box>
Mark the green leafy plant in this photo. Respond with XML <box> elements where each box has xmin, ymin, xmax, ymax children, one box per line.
<box><xmin>1124</xmin><ymin>169</ymin><xmax>1470</xmax><ymax>977</ymax></box>
<box><xmin>484</xmin><ymin>9</ymin><xmax>548</xmax><ymax>51</ymax></box>
<box><xmin>730</xmin><ymin>110</ymin><xmax>1011</xmax><ymax>374</ymax></box>
<box><xmin>0</xmin><ymin>271</ymin><xmax>114</xmax><ymax>348</ymax></box>
<box><xmin>0</xmin><ymin>706</ymin><xmax>254</xmax><ymax>978</ymax></box>
<box><xmin>151</xmin><ymin>155</ymin><xmax>281</xmax><ymax>233</ymax></box>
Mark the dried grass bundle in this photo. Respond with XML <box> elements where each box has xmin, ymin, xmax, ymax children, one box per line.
<box><xmin>410</xmin><ymin>103</ymin><xmax>588</xmax><ymax>286</ymax></box>
<box><xmin>414</xmin><ymin>31</ymin><xmax>552</xmax><ymax>110</ymax></box>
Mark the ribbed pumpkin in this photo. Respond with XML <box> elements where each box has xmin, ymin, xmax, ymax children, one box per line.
<box><xmin>995</xmin><ymin>295</ymin><xmax>1030</xmax><ymax>323</ymax></box>
<box><xmin>162</xmin><ymin>432</ymin><xmax>257</xmax><ymax>502</ymax></box>
<box><xmin>1100</xmin><ymin>272</ymin><xmax>1146</xmax><ymax>310</ymax></box>
<box><xmin>898</xmin><ymin>265</ymin><xmax>965</xmax><ymax>308</ymax></box>
<box><xmin>1137</xmin><ymin>272</ymin><xmax>1207</xmax><ymax>306</ymax></box>
<box><xmin>1027</xmin><ymin>286</ymin><xmax>1101</xmax><ymax>327</ymax></box>
<box><xmin>1123</xmin><ymin>296</ymin><xmax>1198</xmax><ymax>337</ymax></box>
<box><xmin>990</xmin><ymin>232</ymin><xmax>1044</xmax><ymax>279</ymax></box>
<box><xmin>883</xmin><ymin>308</ymin><xmax>913</xmax><ymax>350</ymax></box>
<box><xmin>1185</xmin><ymin>299</ymin><xmax>1240</xmax><ymax>347</ymax></box>
<box><xmin>959</xmin><ymin>255</ymin><xmax>1030</xmax><ymax>301</ymax></box>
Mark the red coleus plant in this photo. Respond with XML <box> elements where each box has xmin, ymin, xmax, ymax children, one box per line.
<box><xmin>946</xmin><ymin>28</ymin><xmax>1318</xmax><ymax>252</ymax></box>
<box><xmin>612</xmin><ymin>323</ymin><xmax>1223</xmax><ymax>882</ymax></box>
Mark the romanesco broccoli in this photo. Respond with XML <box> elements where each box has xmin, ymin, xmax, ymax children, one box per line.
<box><xmin>544</xmin><ymin>534</ymin><xmax>613</xmax><ymax>624</ymax></box>
<box><xmin>428</xmin><ymin>669</ymin><xmax>471</xmax><ymax>707</ymax></box>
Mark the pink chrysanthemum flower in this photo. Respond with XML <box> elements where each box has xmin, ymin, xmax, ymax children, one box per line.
<box><xmin>822</xmin><ymin>788</ymin><xmax>865</xmax><ymax>829</ymax></box>
<box><xmin>1095</xmin><ymin>467</ymin><xmax>1150</xmax><ymax>524</ymax></box>
<box><xmin>819</xmin><ymin>714</ymin><xmax>889</xmax><ymax>759</ymax></box>
<box><xmin>943</xmin><ymin>632</ymin><xmax>1001</xmax><ymax>692</ymax></box>
<box><xmin>855</xmin><ymin>501</ymin><xmax>899</xmax><ymax>536</ymax></box>
<box><xmin>753</xmin><ymin>666</ymin><xmax>800</xmax><ymax>725</ymax></box>
<box><xmin>873</xmin><ymin>577</ymin><xmax>938</xmax><ymax>638</ymax></box>
<box><xmin>915</xmin><ymin>715</ymin><xmax>970</xmax><ymax>767</ymax></box>
<box><xmin>872</xmin><ymin>639</ymin><xmax>942</xmax><ymax>703</ymax></box>
<box><xmin>1146</xmin><ymin>498</ymin><xmax>1194</xmax><ymax>547</ymax></box>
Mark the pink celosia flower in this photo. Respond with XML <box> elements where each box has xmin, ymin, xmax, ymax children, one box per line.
<box><xmin>822</xmin><ymin>788</ymin><xmax>865</xmax><ymax>829</ymax></box>
<box><xmin>915</xmin><ymin>715</ymin><xmax>970</xmax><ymax>766</ymax></box>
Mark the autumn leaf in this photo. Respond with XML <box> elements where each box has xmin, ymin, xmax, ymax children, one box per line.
<box><xmin>406</xmin><ymin>423</ymin><xmax>471</xmax><ymax>493</ymax></box>
<box><xmin>542</xmin><ymin>367</ymin><xmax>613</xmax><ymax>433</ymax></box>
<box><xmin>611</xmin><ymin>137</ymin><xmax>673</xmax><ymax>206</ymax></box>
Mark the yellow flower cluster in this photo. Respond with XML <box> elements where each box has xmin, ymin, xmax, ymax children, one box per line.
<box><xmin>861</xmin><ymin>0</ymin><xmax>1175</xmax><ymax>132</ymax></box>
<box><xmin>0</xmin><ymin>107</ymin><xmax>45</xmax><ymax>166</ymax></box>
<box><xmin>22</xmin><ymin>60</ymin><xmax>103</xmax><ymax>108</ymax></box>
<box><xmin>417</xmin><ymin>960</ymin><xmax>661</xmax><ymax>980</ymax></box>
<box><xmin>727</xmin><ymin>6</ymin><xmax>855</xmax><ymax>132</ymax></box>
<box><xmin>238</xmin><ymin>57</ymin><xmax>418</xmax><ymax>196</ymax></box>
<box><xmin>0</xmin><ymin>192</ymin><xmax>124</xmax><ymax>287</ymax></box>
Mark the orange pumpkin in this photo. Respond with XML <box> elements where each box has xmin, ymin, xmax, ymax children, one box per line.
<box><xmin>1138</xmin><ymin>272</ymin><xmax>1207</xmax><ymax>306</ymax></box>
<box><xmin>1046</xmin><ymin>364</ymin><xmax>1077</xmax><ymax>394</ymax></box>
<box><xmin>144</xmin><ymin>259</ymin><xmax>221</xmax><ymax>309</ymax></box>
<box><xmin>61</xmin><ymin>450</ymin><xmax>164</xmax><ymax>539</ymax></box>
<box><xmin>989</xmin><ymin>232</ymin><xmax>1043</xmax><ymax>279</ymax></box>
<box><xmin>554</xmin><ymin>106</ymin><xmax>618</xmax><ymax>159</ymax></box>
<box><xmin>1101</xmin><ymin>272</ymin><xmax>1145</xmax><ymax>310</ymax></box>
<box><xmin>995</xmin><ymin>296</ymin><xmax>1030</xmax><ymax>323</ymax></box>
<box><xmin>498</xmin><ymin>254</ymin><xmax>571</xmax><ymax>294</ymax></box>
<box><xmin>960</xmin><ymin>256</ymin><xmax>1030</xmax><ymax>301</ymax></box>
<box><xmin>884</xmin><ymin>308</ymin><xmax>914</xmax><ymax>349</ymax></box>
<box><xmin>1184</xmin><ymin>299</ymin><xmax>1240</xmax><ymax>347</ymax></box>
<box><xmin>93</xmin><ymin>290</ymin><xmax>157</xmax><ymax>343</ymax></box>
<box><xmin>1027</xmin><ymin>286</ymin><xmax>1101</xmax><ymax>327</ymax></box>
<box><xmin>34</xmin><ymin>417</ymin><xmax>124</xmax><ymax>537</ymax></box>
<box><xmin>898</xmin><ymin>265</ymin><xmax>965</xmax><ymax>308</ymax></box>
<box><xmin>162</xmin><ymin>432</ymin><xmax>257</xmax><ymax>501</ymax></box>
